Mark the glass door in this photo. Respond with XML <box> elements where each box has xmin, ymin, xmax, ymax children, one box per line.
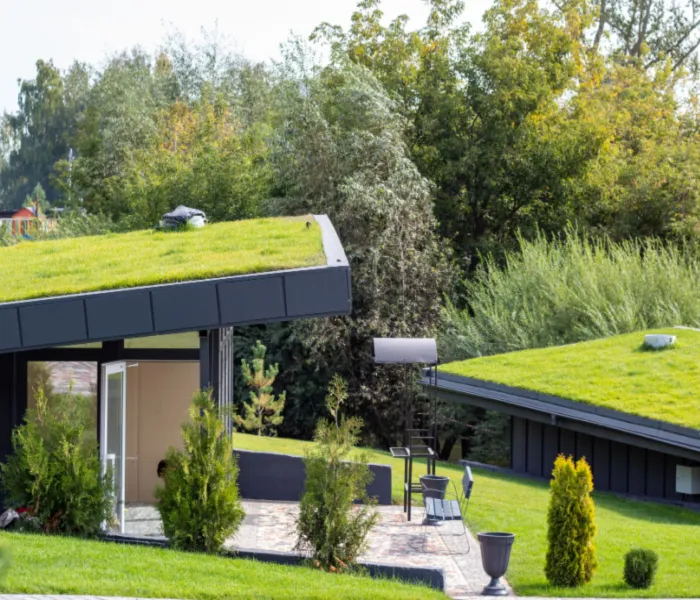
<box><xmin>101</xmin><ymin>362</ymin><xmax>127</xmax><ymax>533</ymax></box>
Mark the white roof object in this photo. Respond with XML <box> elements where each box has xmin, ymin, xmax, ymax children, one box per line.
<box><xmin>373</xmin><ymin>338</ymin><xmax>437</xmax><ymax>364</ymax></box>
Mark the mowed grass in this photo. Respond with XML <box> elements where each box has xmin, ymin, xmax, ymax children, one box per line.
<box><xmin>234</xmin><ymin>433</ymin><xmax>700</xmax><ymax>597</ymax></box>
<box><xmin>0</xmin><ymin>216</ymin><xmax>325</xmax><ymax>302</ymax></box>
<box><xmin>441</xmin><ymin>328</ymin><xmax>700</xmax><ymax>430</ymax></box>
<box><xmin>0</xmin><ymin>531</ymin><xmax>446</xmax><ymax>600</ymax></box>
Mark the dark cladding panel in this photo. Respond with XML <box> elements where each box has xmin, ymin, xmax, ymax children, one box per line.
<box><xmin>218</xmin><ymin>276</ymin><xmax>286</xmax><ymax>324</ymax></box>
<box><xmin>512</xmin><ymin>417</ymin><xmax>527</xmax><ymax>473</ymax></box>
<box><xmin>0</xmin><ymin>354</ymin><xmax>13</xmax><ymax>460</ymax></box>
<box><xmin>86</xmin><ymin>290</ymin><xmax>153</xmax><ymax>340</ymax></box>
<box><xmin>0</xmin><ymin>308</ymin><xmax>21</xmax><ymax>351</ymax></box>
<box><xmin>628</xmin><ymin>446</ymin><xmax>647</xmax><ymax>496</ymax></box>
<box><xmin>152</xmin><ymin>283</ymin><xmax>219</xmax><ymax>332</ymax></box>
<box><xmin>527</xmin><ymin>421</ymin><xmax>544</xmax><ymax>477</ymax></box>
<box><xmin>542</xmin><ymin>425</ymin><xmax>560</xmax><ymax>478</ymax></box>
<box><xmin>576</xmin><ymin>433</ymin><xmax>593</xmax><ymax>464</ymax></box>
<box><xmin>610</xmin><ymin>441</ymin><xmax>628</xmax><ymax>493</ymax></box>
<box><xmin>664</xmin><ymin>454</ymin><xmax>683</xmax><ymax>500</ymax></box>
<box><xmin>593</xmin><ymin>437</ymin><xmax>611</xmax><ymax>491</ymax></box>
<box><xmin>285</xmin><ymin>268</ymin><xmax>350</xmax><ymax>317</ymax></box>
<box><xmin>560</xmin><ymin>429</ymin><xmax>576</xmax><ymax>458</ymax></box>
<box><xmin>19</xmin><ymin>300</ymin><xmax>86</xmax><ymax>347</ymax></box>
<box><xmin>646</xmin><ymin>450</ymin><xmax>665</xmax><ymax>499</ymax></box>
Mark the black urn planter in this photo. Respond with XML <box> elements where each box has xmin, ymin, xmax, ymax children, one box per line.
<box><xmin>477</xmin><ymin>532</ymin><xmax>515</xmax><ymax>596</ymax></box>
<box><xmin>419</xmin><ymin>474</ymin><xmax>450</xmax><ymax>499</ymax></box>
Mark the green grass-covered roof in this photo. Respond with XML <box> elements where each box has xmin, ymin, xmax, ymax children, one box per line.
<box><xmin>441</xmin><ymin>328</ymin><xmax>700</xmax><ymax>430</ymax></box>
<box><xmin>0</xmin><ymin>216</ymin><xmax>325</xmax><ymax>303</ymax></box>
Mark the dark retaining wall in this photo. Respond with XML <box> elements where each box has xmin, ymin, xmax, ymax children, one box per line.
<box><xmin>235</xmin><ymin>449</ymin><xmax>392</xmax><ymax>505</ymax></box>
<box><xmin>103</xmin><ymin>534</ymin><xmax>445</xmax><ymax>591</ymax></box>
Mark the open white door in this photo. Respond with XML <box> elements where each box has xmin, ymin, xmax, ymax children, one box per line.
<box><xmin>101</xmin><ymin>362</ymin><xmax>127</xmax><ymax>533</ymax></box>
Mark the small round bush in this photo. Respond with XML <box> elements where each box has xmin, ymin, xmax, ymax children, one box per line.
<box><xmin>624</xmin><ymin>548</ymin><xmax>659</xmax><ymax>589</ymax></box>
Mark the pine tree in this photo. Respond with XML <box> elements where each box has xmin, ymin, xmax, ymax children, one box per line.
<box><xmin>236</xmin><ymin>340</ymin><xmax>286</xmax><ymax>436</ymax></box>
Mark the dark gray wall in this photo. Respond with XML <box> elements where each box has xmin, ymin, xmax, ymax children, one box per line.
<box><xmin>235</xmin><ymin>449</ymin><xmax>392</xmax><ymax>505</ymax></box>
<box><xmin>511</xmin><ymin>416</ymin><xmax>700</xmax><ymax>503</ymax></box>
<box><xmin>0</xmin><ymin>353</ymin><xmax>26</xmax><ymax>463</ymax></box>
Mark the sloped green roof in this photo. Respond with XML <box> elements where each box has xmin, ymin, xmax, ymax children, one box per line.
<box><xmin>0</xmin><ymin>216</ymin><xmax>325</xmax><ymax>303</ymax></box>
<box><xmin>441</xmin><ymin>328</ymin><xmax>700</xmax><ymax>430</ymax></box>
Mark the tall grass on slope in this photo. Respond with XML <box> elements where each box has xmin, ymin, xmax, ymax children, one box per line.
<box><xmin>441</xmin><ymin>232</ymin><xmax>700</xmax><ymax>360</ymax></box>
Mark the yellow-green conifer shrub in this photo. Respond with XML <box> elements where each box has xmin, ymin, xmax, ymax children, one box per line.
<box><xmin>545</xmin><ymin>454</ymin><xmax>598</xmax><ymax>587</ymax></box>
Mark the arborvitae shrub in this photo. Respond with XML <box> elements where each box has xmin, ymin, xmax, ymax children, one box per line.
<box><xmin>295</xmin><ymin>375</ymin><xmax>379</xmax><ymax>572</ymax></box>
<box><xmin>624</xmin><ymin>549</ymin><xmax>659</xmax><ymax>589</ymax></box>
<box><xmin>545</xmin><ymin>454</ymin><xmax>598</xmax><ymax>587</ymax></box>
<box><xmin>0</xmin><ymin>387</ymin><xmax>113</xmax><ymax>537</ymax></box>
<box><xmin>155</xmin><ymin>389</ymin><xmax>245</xmax><ymax>553</ymax></box>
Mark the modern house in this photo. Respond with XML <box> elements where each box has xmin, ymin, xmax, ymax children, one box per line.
<box><xmin>423</xmin><ymin>329</ymin><xmax>700</xmax><ymax>505</ymax></box>
<box><xmin>0</xmin><ymin>215</ymin><xmax>351</xmax><ymax>530</ymax></box>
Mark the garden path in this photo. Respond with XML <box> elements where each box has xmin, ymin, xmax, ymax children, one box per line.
<box><xmin>123</xmin><ymin>500</ymin><xmax>502</xmax><ymax>599</ymax></box>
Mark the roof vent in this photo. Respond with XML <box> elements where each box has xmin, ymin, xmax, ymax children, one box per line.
<box><xmin>644</xmin><ymin>334</ymin><xmax>676</xmax><ymax>349</ymax></box>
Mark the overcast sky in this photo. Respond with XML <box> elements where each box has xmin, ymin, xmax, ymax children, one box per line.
<box><xmin>1</xmin><ymin>0</ymin><xmax>491</xmax><ymax>115</ymax></box>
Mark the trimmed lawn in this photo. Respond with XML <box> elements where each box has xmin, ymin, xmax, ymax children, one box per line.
<box><xmin>235</xmin><ymin>433</ymin><xmax>700</xmax><ymax>597</ymax></box>
<box><xmin>441</xmin><ymin>328</ymin><xmax>700</xmax><ymax>430</ymax></box>
<box><xmin>0</xmin><ymin>216</ymin><xmax>325</xmax><ymax>303</ymax></box>
<box><xmin>0</xmin><ymin>531</ymin><xmax>446</xmax><ymax>600</ymax></box>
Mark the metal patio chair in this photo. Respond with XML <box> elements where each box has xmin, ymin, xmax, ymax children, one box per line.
<box><xmin>421</xmin><ymin>465</ymin><xmax>474</xmax><ymax>553</ymax></box>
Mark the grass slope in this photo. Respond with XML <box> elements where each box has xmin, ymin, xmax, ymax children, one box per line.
<box><xmin>0</xmin><ymin>532</ymin><xmax>445</xmax><ymax>600</ymax></box>
<box><xmin>441</xmin><ymin>328</ymin><xmax>700</xmax><ymax>430</ymax></box>
<box><xmin>234</xmin><ymin>433</ymin><xmax>700</xmax><ymax>598</ymax></box>
<box><xmin>0</xmin><ymin>216</ymin><xmax>325</xmax><ymax>303</ymax></box>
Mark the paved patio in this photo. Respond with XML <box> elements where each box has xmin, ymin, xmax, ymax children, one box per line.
<box><xmin>124</xmin><ymin>500</ymin><xmax>505</xmax><ymax>599</ymax></box>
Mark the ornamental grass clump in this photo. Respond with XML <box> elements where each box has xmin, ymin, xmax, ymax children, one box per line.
<box><xmin>295</xmin><ymin>375</ymin><xmax>379</xmax><ymax>572</ymax></box>
<box><xmin>155</xmin><ymin>389</ymin><xmax>245</xmax><ymax>553</ymax></box>
<box><xmin>624</xmin><ymin>548</ymin><xmax>659</xmax><ymax>589</ymax></box>
<box><xmin>545</xmin><ymin>455</ymin><xmax>598</xmax><ymax>587</ymax></box>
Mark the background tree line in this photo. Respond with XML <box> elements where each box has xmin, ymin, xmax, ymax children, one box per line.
<box><xmin>2</xmin><ymin>0</ymin><xmax>700</xmax><ymax>458</ymax></box>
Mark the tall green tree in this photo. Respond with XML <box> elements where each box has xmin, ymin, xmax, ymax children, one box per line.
<box><xmin>0</xmin><ymin>60</ymin><xmax>88</xmax><ymax>208</ymax></box>
<box><xmin>271</xmin><ymin>60</ymin><xmax>452</xmax><ymax>445</ymax></box>
<box><xmin>315</xmin><ymin>0</ymin><xmax>605</xmax><ymax>265</ymax></box>
<box><xmin>590</xmin><ymin>0</ymin><xmax>700</xmax><ymax>73</ymax></box>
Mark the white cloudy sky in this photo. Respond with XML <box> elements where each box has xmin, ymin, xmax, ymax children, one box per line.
<box><xmin>1</xmin><ymin>0</ymin><xmax>492</xmax><ymax>114</ymax></box>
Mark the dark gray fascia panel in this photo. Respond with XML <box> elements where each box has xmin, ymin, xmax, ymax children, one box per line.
<box><xmin>0</xmin><ymin>214</ymin><xmax>351</xmax><ymax>353</ymax></box>
<box><xmin>20</xmin><ymin>299</ymin><xmax>87</xmax><ymax>348</ymax></box>
<box><xmin>86</xmin><ymin>290</ymin><xmax>153</xmax><ymax>340</ymax></box>
<box><xmin>0</xmin><ymin>308</ymin><xmax>20</xmax><ymax>351</ymax></box>
<box><xmin>152</xmin><ymin>282</ymin><xmax>220</xmax><ymax>332</ymax></box>
<box><xmin>218</xmin><ymin>276</ymin><xmax>286</xmax><ymax>324</ymax></box>
<box><xmin>422</xmin><ymin>372</ymin><xmax>700</xmax><ymax>459</ymax></box>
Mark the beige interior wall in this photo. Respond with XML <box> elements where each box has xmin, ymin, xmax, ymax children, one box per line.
<box><xmin>124</xmin><ymin>361</ymin><xmax>199</xmax><ymax>504</ymax></box>
<box><xmin>125</xmin><ymin>362</ymin><xmax>140</xmax><ymax>503</ymax></box>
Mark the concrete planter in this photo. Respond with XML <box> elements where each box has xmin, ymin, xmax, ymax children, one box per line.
<box><xmin>477</xmin><ymin>532</ymin><xmax>515</xmax><ymax>596</ymax></box>
<box><xmin>420</xmin><ymin>474</ymin><xmax>450</xmax><ymax>499</ymax></box>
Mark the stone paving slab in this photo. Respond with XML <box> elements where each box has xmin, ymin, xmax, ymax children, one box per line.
<box><xmin>123</xmin><ymin>500</ymin><xmax>504</xmax><ymax>598</ymax></box>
